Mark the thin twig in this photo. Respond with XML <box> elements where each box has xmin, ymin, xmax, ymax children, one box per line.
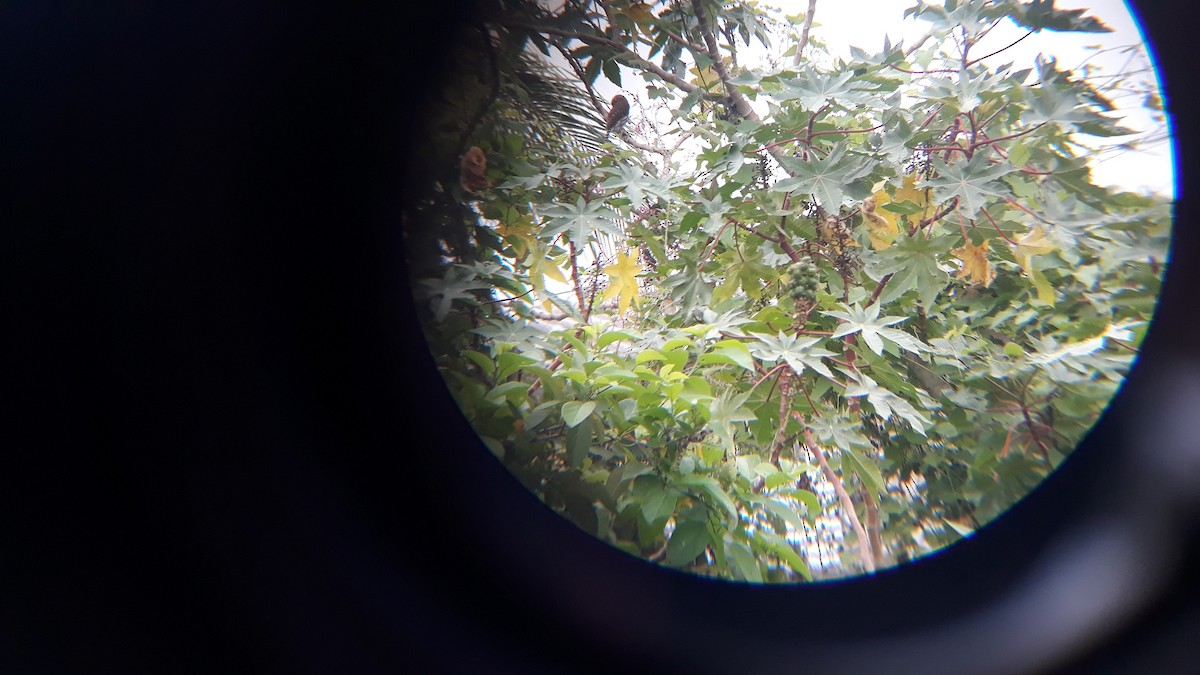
<box><xmin>979</xmin><ymin>206</ymin><xmax>1017</xmax><ymax>245</ymax></box>
<box><xmin>912</xmin><ymin>198</ymin><xmax>959</xmax><ymax>235</ymax></box>
<box><xmin>968</xmin><ymin>30</ymin><xmax>1033</xmax><ymax>66</ymax></box>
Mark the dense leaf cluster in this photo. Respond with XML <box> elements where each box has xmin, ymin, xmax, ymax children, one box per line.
<box><xmin>406</xmin><ymin>0</ymin><xmax>1169</xmax><ymax>581</ymax></box>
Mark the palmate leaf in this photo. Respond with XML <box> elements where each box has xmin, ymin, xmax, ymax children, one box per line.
<box><xmin>748</xmin><ymin>332</ymin><xmax>837</xmax><ymax>379</ymax></box>
<box><xmin>540</xmin><ymin>196</ymin><xmax>623</xmax><ymax>246</ymax></box>
<box><xmin>602</xmin><ymin>250</ymin><xmax>642</xmax><ymax>313</ymax></box>
<box><xmin>694</xmin><ymin>194</ymin><xmax>732</xmax><ymax>236</ymax></box>
<box><xmin>921</xmin><ymin>153</ymin><xmax>1016</xmax><ymax>218</ymax></box>
<box><xmin>662</xmin><ymin>260</ymin><xmax>712</xmax><ymax>317</ymax></box>
<box><xmin>711</xmin><ymin>243</ymin><xmax>774</xmax><ymax>304</ymax></box>
<box><xmin>807</xmin><ymin>413</ymin><xmax>874</xmax><ymax>453</ymax></box>
<box><xmin>951</xmin><ymin>239</ymin><xmax>996</xmax><ymax>287</ymax></box>
<box><xmin>707</xmin><ymin>390</ymin><xmax>757</xmax><ymax>447</ymax></box>
<box><xmin>841</xmin><ymin>371</ymin><xmax>931</xmax><ymax>435</ymax></box>
<box><xmin>416</xmin><ymin>268</ymin><xmax>491</xmax><ymax>321</ymax></box>
<box><xmin>922</xmin><ymin>67</ymin><xmax>1005</xmax><ymax>113</ymax></box>
<box><xmin>523</xmin><ymin>241</ymin><xmax>566</xmax><ymax>296</ymax></box>
<box><xmin>823</xmin><ymin>302</ymin><xmax>927</xmax><ymax>356</ymax></box>
<box><xmin>690</xmin><ymin>308</ymin><xmax>753</xmax><ymax>340</ymax></box>
<box><xmin>601</xmin><ymin>163</ymin><xmax>680</xmax><ymax>207</ymax></box>
<box><xmin>905</xmin><ymin>0</ymin><xmax>1003</xmax><ymax>34</ymax></box>
<box><xmin>1021</xmin><ymin>83</ymin><xmax>1092</xmax><ymax>129</ymax></box>
<box><xmin>775</xmin><ymin>69</ymin><xmax>876</xmax><ymax>110</ymax></box>
<box><xmin>871</xmin><ymin>115</ymin><xmax>918</xmax><ymax>164</ymax></box>
<box><xmin>773</xmin><ymin>143</ymin><xmax>873</xmax><ymax>211</ymax></box>
<box><xmin>872</xmin><ymin>233</ymin><xmax>955</xmax><ymax>307</ymax></box>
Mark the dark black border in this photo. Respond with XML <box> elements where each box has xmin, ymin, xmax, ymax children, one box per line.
<box><xmin>5</xmin><ymin>2</ymin><xmax>1198</xmax><ymax>673</ymax></box>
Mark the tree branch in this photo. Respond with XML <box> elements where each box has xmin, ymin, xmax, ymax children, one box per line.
<box><xmin>802</xmin><ymin>424</ymin><xmax>876</xmax><ymax>573</ymax></box>
<box><xmin>769</xmin><ymin>367</ymin><xmax>794</xmax><ymax>467</ymax></box>
<box><xmin>912</xmin><ymin>197</ymin><xmax>959</xmax><ymax>235</ymax></box>
<box><xmin>689</xmin><ymin>0</ymin><xmax>752</xmax><ymax>115</ymax></box>
<box><xmin>793</xmin><ymin>0</ymin><xmax>818</xmax><ymax>66</ymax></box>
<box><xmin>501</xmin><ymin>20</ymin><xmax>711</xmax><ymax>96</ymax></box>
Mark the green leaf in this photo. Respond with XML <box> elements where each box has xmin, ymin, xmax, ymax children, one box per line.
<box><xmin>762</xmin><ymin>498</ymin><xmax>807</xmax><ymax>532</ymax></box>
<box><xmin>697</xmin><ymin>340</ymin><xmax>756</xmax><ymax>372</ymax></box>
<box><xmin>562</xmin><ymin>400</ymin><xmax>597</xmax><ymax>428</ymax></box>
<box><xmin>673</xmin><ymin>474</ymin><xmax>739</xmax><ymax>521</ymax></box>
<box><xmin>416</xmin><ymin>268</ymin><xmax>490</xmax><ymax>321</ymax></box>
<box><xmin>789</xmin><ymin>489</ymin><xmax>821</xmax><ymax>516</ymax></box>
<box><xmin>748</xmin><ymin>332</ymin><xmax>837</xmax><ymax>379</ymax></box>
<box><xmin>485</xmin><ymin>381</ymin><xmax>530</xmax><ymax>405</ymax></box>
<box><xmin>461</xmin><ymin>349</ymin><xmax>495</xmax><ymax>376</ymax></box>
<box><xmin>764</xmin><ymin>472</ymin><xmax>793</xmax><ymax>490</ymax></box>
<box><xmin>1022</xmin><ymin>83</ymin><xmax>1091</xmax><ymax>129</ymax></box>
<box><xmin>540</xmin><ymin>196</ymin><xmax>622</xmax><ymax>246</ymax></box>
<box><xmin>496</xmin><ymin>351</ymin><xmax>537</xmax><ymax>380</ymax></box>
<box><xmin>842</xmin><ymin>446</ymin><xmax>886</xmax><ymax>495</ymax></box>
<box><xmin>726</xmin><ymin>538</ymin><xmax>763</xmax><ymax>582</ymax></box>
<box><xmin>596</xmin><ymin>330</ymin><xmax>641</xmax><ymax>350</ymax></box>
<box><xmin>760</xmin><ymin>532</ymin><xmax>811</xmax><ymax>580</ymax></box>
<box><xmin>921</xmin><ymin>153</ymin><xmax>1016</xmax><ymax>218</ymax></box>
<box><xmin>666</xmin><ymin>519</ymin><xmax>711</xmax><ymax>567</ymax></box>
<box><xmin>633</xmin><ymin>475</ymin><xmax>679</xmax><ymax>525</ymax></box>
<box><xmin>775</xmin><ymin>69</ymin><xmax>876</xmax><ymax>109</ymax></box>
<box><xmin>773</xmin><ymin>143</ymin><xmax>873</xmax><ymax>211</ymax></box>
<box><xmin>565</xmin><ymin>417</ymin><xmax>592</xmax><ymax>467</ymax></box>
<box><xmin>602</xmin><ymin>58</ymin><xmax>622</xmax><ymax>87</ymax></box>
<box><xmin>707</xmin><ymin>390</ymin><xmax>757</xmax><ymax>447</ymax></box>
<box><xmin>823</xmin><ymin>302</ymin><xmax>925</xmax><ymax>355</ymax></box>
<box><xmin>1007</xmin><ymin>141</ymin><xmax>1030</xmax><ymax>169</ymax></box>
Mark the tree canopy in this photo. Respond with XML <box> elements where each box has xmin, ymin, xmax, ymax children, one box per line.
<box><xmin>403</xmin><ymin>0</ymin><xmax>1171</xmax><ymax>582</ymax></box>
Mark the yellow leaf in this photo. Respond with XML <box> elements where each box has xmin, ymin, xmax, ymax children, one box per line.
<box><xmin>1009</xmin><ymin>225</ymin><xmax>1056</xmax><ymax>277</ymax></box>
<box><xmin>893</xmin><ymin>174</ymin><xmax>929</xmax><ymax>208</ymax></box>
<box><xmin>862</xmin><ymin>193</ymin><xmax>899</xmax><ymax>250</ymax></box>
<box><xmin>524</xmin><ymin>242</ymin><xmax>566</xmax><ymax>296</ymax></box>
<box><xmin>602</xmin><ymin>250</ymin><xmax>642</xmax><ymax>314</ymax></box>
<box><xmin>623</xmin><ymin>2</ymin><xmax>656</xmax><ymax>27</ymax></box>
<box><xmin>1029</xmin><ymin>265</ymin><xmax>1056</xmax><ymax>306</ymax></box>
<box><xmin>495</xmin><ymin>216</ymin><xmax>537</xmax><ymax>258</ymax></box>
<box><xmin>688</xmin><ymin>64</ymin><xmax>724</xmax><ymax>91</ymax></box>
<box><xmin>1009</xmin><ymin>226</ymin><xmax>1057</xmax><ymax>307</ymax></box>
<box><xmin>951</xmin><ymin>239</ymin><xmax>995</xmax><ymax>287</ymax></box>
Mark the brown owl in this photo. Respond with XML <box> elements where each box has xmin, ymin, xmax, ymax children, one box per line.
<box><xmin>459</xmin><ymin>146</ymin><xmax>490</xmax><ymax>193</ymax></box>
<box><xmin>605</xmin><ymin>94</ymin><xmax>630</xmax><ymax>136</ymax></box>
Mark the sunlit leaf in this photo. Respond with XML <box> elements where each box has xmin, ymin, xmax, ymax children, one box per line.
<box><xmin>602</xmin><ymin>249</ymin><xmax>643</xmax><ymax>313</ymax></box>
<box><xmin>561</xmin><ymin>400</ymin><xmax>597</xmax><ymax>428</ymax></box>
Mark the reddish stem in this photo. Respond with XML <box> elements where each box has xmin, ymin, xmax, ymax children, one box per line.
<box><xmin>979</xmin><ymin>206</ymin><xmax>1017</xmax><ymax>245</ymax></box>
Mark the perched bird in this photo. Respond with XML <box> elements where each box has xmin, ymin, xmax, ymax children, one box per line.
<box><xmin>459</xmin><ymin>146</ymin><xmax>490</xmax><ymax>193</ymax></box>
<box><xmin>605</xmin><ymin>94</ymin><xmax>630</xmax><ymax>136</ymax></box>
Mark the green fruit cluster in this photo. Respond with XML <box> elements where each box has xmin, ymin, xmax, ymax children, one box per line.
<box><xmin>787</xmin><ymin>260</ymin><xmax>820</xmax><ymax>303</ymax></box>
